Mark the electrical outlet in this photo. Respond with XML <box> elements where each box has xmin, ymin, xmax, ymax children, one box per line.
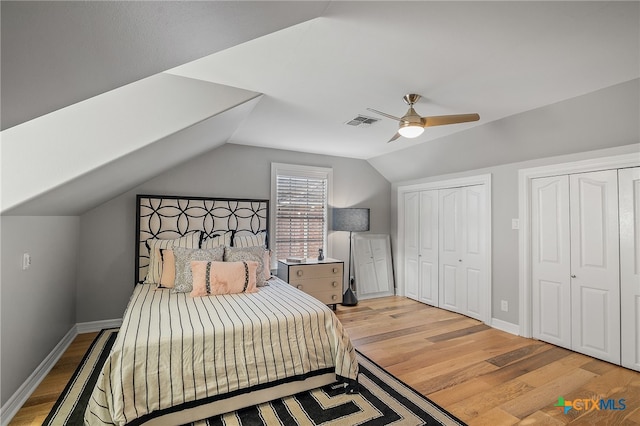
<box><xmin>511</xmin><ymin>219</ymin><xmax>519</xmax><ymax>230</ymax></box>
<box><xmin>501</xmin><ymin>300</ymin><xmax>508</xmax><ymax>312</ymax></box>
<box><xmin>22</xmin><ymin>253</ymin><xmax>31</xmax><ymax>270</ymax></box>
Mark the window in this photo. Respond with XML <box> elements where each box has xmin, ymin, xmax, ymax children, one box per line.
<box><xmin>271</xmin><ymin>163</ymin><xmax>332</xmax><ymax>262</ymax></box>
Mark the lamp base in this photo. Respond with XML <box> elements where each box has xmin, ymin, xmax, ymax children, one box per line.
<box><xmin>342</xmin><ymin>287</ymin><xmax>358</xmax><ymax>306</ymax></box>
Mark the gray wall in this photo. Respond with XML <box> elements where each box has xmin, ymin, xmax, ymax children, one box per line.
<box><xmin>76</xmin><ymin>143</ymin><xmax>391</xmax><ymax>322</ymax></box>
<box><xmin>0</xmin><ymin>216</ymin><xmax>79</xmax><ymax>406</ymax></box>
<box><xmin>390</xmin><ymin>143</ymin><xmax>639</xmax><ymax>326</ymax></box>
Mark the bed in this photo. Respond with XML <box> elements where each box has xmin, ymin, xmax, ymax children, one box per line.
<box><xmin>84</xmin><ymin>195</ymin><xmax>359</xmax><ymax>426</ymax></box>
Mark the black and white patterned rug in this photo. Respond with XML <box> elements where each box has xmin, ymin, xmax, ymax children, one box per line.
<box><xmin>44</xmin><ymin>329</ymin><xmax>465</xmax><ymax>425</ymax></box>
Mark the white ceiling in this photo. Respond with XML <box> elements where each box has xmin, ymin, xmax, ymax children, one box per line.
<box><xmin>168</xmin><ymin>1</ymin><xmax>640</xmax><ymax>159</ymax></box>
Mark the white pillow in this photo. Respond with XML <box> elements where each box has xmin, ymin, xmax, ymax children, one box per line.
<box><xmin>143</xmin><ymin>231</ymin><xmax>201</xmax><ymax>284</ymax></box>
<box><xmin>201</xmin><ymin>231</ymin><xmax>233</xmax><ymax>249</ymax></box>
<box><xmin>233</xmin><ymin>230</ymin><xmax>267</xmax><ymax>248</ymax></box>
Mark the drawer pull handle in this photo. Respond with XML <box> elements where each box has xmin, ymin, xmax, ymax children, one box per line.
<box><xmin>296</xmin><ymin>270</ymin><xmax>303</xmax><ymax>277</ymax></box>
<box><xmin>297</xmin><ymin>285</ymin><xmax>303</xmax><ymax>290</ymax></box>
<box><xmin>332</xmin><ymin>281</ymin><xmax>338</xmax><ymax>287</ymax></box>
<box><xmin>332</xmin><ymin>268</ymin><xmax>338</xmax><ymax>273</ymax></box>
<box><xmin>332</xmin><ymin>295</ymin><xmax>338</xmax><ymax>301</ymax></box>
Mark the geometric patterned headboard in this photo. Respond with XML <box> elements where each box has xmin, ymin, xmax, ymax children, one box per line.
<box><xmin>135</xmin><ymin>194</ymin><xmax>269</xmax><ymax>283</ymax></box>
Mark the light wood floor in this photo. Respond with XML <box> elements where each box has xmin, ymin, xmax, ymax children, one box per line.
<box><xmin>9</xmin><ymin>296</ymin><xmax>640</xmax><ymax>425</ymax></box>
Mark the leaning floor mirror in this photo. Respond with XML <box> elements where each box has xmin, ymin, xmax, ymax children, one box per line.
<box><xmin>353</xmin><ymin>233</ymin><xmax>395</xmax><ymax>300</ymax></box>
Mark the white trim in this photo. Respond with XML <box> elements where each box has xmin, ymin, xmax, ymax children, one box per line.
<box><xmin>491</xmin><ymin>318</ymin><xmax>520</xmax><ymax>336</ymax></box>
<box><xmin>0</xmin><ymin>318</ymin><xmax>123</xmax><ymax>425</ymax></box>
<box><xmin>0</xmin><ymin>326</ymin><xmax>78</xmax><ymax>426</ymax></box>
<box><xmin>76</xmin><ymin>318</ymin><xmax>123</xmax><ymax>334</ymax></box>
<box><xmin>518</xmin><ymin>152</ymin><xmax>640</xmax><ymax>338</ymax></box>
<box><xmin>396</xmin><ymin>173</ymin><xmax>492</xmax><ymax>324</ymax></box>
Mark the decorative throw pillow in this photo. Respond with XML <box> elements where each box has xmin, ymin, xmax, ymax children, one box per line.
<box><xmin>190</xmin><ymin>261</ymin><xmax>259</xmax><ymax>297</ymax></box>
<box><xmin>158</xmin><ymin>249</ymin><xmax>176</xmax><ymax>288</ymax></box>
<box><xmin>143</xmin><ymin>231</ymin><xmax>202</xmax><ymax>284</ymax></box>
<box><xmin>172</xmin><ymin>247</ymin><xmax>224</xmax><ymax>293</ymax></box>
<box><xmin>232</xmin><ymin>230</ymin><xmax>267</xmax><ymax>248</ymax></box>
<box><xmin>224</xmin><ymin>246</ymin><xmax>269</xmax><ymax>286</ymax></box>
<box><xmin>201</xmin><ymin>231</ymin><xmax>233</xmax><ymax>249</ymax></box>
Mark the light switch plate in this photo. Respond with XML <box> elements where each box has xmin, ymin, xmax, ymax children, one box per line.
<box><xmin>511</xmin><ymin>219</ymin><xmax>519</xmax><ymax>230</ymax></box>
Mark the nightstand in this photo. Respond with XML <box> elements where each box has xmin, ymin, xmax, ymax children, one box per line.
<box><xmin>277</xmin><ymin>258</ymin><xmax>343</xmax><ymax>310</ymax></box>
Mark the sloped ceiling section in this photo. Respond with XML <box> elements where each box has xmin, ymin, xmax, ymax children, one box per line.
<box><xmin>0</xmin><ymin>0</ymin><xmax>329</xmax><ymax>130</ymax></box>
<box><xmin>2</xmin><ymin>74</ymin><xmax>262</xmax><ymax>215</ymax></box>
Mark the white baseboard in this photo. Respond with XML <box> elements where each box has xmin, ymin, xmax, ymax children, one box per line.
<box><xmin>1</xmin><ymin>318</ymin><xmax>122</xmax><ymax>426</ymax></box>
<box><xmin>76</xmin><ymin>318</ymin><xmax>122</xmax><ymax>333</ymax></box>
<box><xmin>491</xmin><ymin>317</ymin><xmax>520</xmax><ymax>336</ymax></box>
<box><xmin>0</xmin><ymin>326</ymin><xmax>78</xmax><ymax>426</ymax></box>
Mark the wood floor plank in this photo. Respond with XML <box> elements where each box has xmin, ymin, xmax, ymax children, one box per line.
<box><xmin>467</xmin><ymin>406</ymin><xmax>520</xmax><ymax>425</ymax></box>
<box><xmin>499</xmin><ymin>368</ymin><xmax>598</xmax><ymax>419</ymax></box>
<box><xmin>446</xmin><ymin>378</ymin><xmax>534</xmax><ymax>420</ymax></box>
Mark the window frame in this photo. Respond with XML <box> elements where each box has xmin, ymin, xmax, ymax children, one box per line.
<box><xmin>270</xmin><ymin>163</ymin><xmax>333</xmax><ymax>264</ymax></box>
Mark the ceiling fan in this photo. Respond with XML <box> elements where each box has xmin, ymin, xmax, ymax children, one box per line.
<box><xmin>367</xmin><ymin>94</ymin><xmax>480</xmax><ymax>143</ymax></box>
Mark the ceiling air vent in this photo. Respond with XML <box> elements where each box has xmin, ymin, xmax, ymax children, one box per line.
<box><xmin>345</xmin><ymin>115</ymin><xmax>379</xmax><ymax>127</ymax></box>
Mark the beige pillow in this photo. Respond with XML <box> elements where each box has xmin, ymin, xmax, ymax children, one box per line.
<box><xmin>143</xmin><ymin>232</ymin><xmax>201</xmax><ymax>284</ymax></box>
<box><xmin>190</xmin><ymin>261</ymin><xmax>259</xmax><ymax>297</ymax></box>
<box><xmin>158</xmin><ymin>250</ymin><xmax>176</xmax><ymax>288</ymax></box>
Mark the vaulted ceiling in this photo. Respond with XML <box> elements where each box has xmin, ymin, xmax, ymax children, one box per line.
<box><xmin>2</xmin><ymin>1</ymin><xmax>639</xmax><ymax>215</ymax></box>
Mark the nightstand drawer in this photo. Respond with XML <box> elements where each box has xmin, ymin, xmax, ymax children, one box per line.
<box><xmin>311</xmin><ymin>290</ymin><xmax>341</xmax><ymax>305</ymax></box>
<box><xmin>291</xmin><ymin>277</ymin><xmax>341</xmax><ymax>292</ymax></box>
<box><xmin>288</xmin><ymin>263</ymin><xmax>342</xmax><ymax>280</ymax></box>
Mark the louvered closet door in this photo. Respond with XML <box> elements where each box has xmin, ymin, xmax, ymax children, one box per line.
<box><xmin>404</xmin><ymin>192</ymin><xmax>420</xmax><ymax>300</ymax></box>
<box><xmin>620</xmin><ymin>167</ymin><xmax>640</xmax><ymax>371</ymax></box>
<box><xmin>570</xmin><ymin>170</ymin><xmax>620</xmax><ymax>364</ymax></box>
<box><xmin>418</xmin><ymin>191</ymin><xmax>439</xmax><ymax>306</ymax></box>
<box><xmin>531</xmin><ymin>175</ymin><xmax>572</xmax><ymax>349</ymax></box>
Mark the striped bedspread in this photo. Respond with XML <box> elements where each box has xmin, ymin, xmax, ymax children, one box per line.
<box><xmin>84</xmin><ymin>278</ymin><xmax>358</xmax><ymax>425</ymax></box>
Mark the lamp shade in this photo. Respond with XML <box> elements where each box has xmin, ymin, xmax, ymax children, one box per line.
<box><xmin>332</xmin><ymin>208</ymin><xmax>370</xmax><ymax>232</ymax></box>
<box><xmin>398</xmin><ymin>123</ymin><xmax>424</xmax><ymax>138</ymax></box>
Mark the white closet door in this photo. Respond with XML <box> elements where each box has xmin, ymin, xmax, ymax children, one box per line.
<box><xmin>404</xmin><ymin>192</ymin><xmax>420</xmax><ymax>301</ymax></box>
<box><xmin>570</xmin><ymin>170</ymin><xmax>620</xmax><ymax>364</ymax></box>
<box><xmin>531</xmin><ymin>175</ymin><xmax>571</xmax><ymax>349</ymax></box>
<box><xmin>620</xmin><ymin>167</ymin><xmax>640</xmax><ymax>371</ymax></box>
<box><xmin>439</xmin><ymin>188</ymin><xmax>463</xmax><ymax>313</ymax></box>
<box><xmin>462</xmin><ymin>185</ymin><xmax>486</xmax><ymax>321</ymax></box>
<box><xmin>418</xmin><ymin>191</ymin><xmax>439</xmax><ymax>305</ymax></box>
<box><xmin>438</xmin><ymin>185</ymin><xmax>485</xmax><ymax>319</ymax></box>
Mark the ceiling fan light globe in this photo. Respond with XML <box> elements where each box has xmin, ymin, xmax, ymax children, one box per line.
<box><xmin>398</xmin><ymin>124</ymin><xmax>424</xmax><ymax>138</ymax></box>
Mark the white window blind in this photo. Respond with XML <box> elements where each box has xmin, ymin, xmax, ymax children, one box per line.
<box><xmin>271</xmin><ymin>164</ymin><xmax>332</xmax><ymax>261</ymax></box>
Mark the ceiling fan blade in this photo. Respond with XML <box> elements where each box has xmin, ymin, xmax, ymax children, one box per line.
<box><xmin>366</xmin><ymin>108</ymin><xmax>403</xmax><ymax>122</ymax></box>
<box><xmin>387</xmin><ymin>132</ymin><xmax>401</xmax><ymax>143</ymax></box>
<box><xmin>422</xmin><ymin>113</ymin><xmax>480</xmax><ymax>127</ymax></box>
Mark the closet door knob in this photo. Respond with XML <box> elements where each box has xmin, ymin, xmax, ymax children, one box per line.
<box><xmin>571</xmin><ymin>274</ymin><xmax>576</xmax><ymax>278</ymax></box>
